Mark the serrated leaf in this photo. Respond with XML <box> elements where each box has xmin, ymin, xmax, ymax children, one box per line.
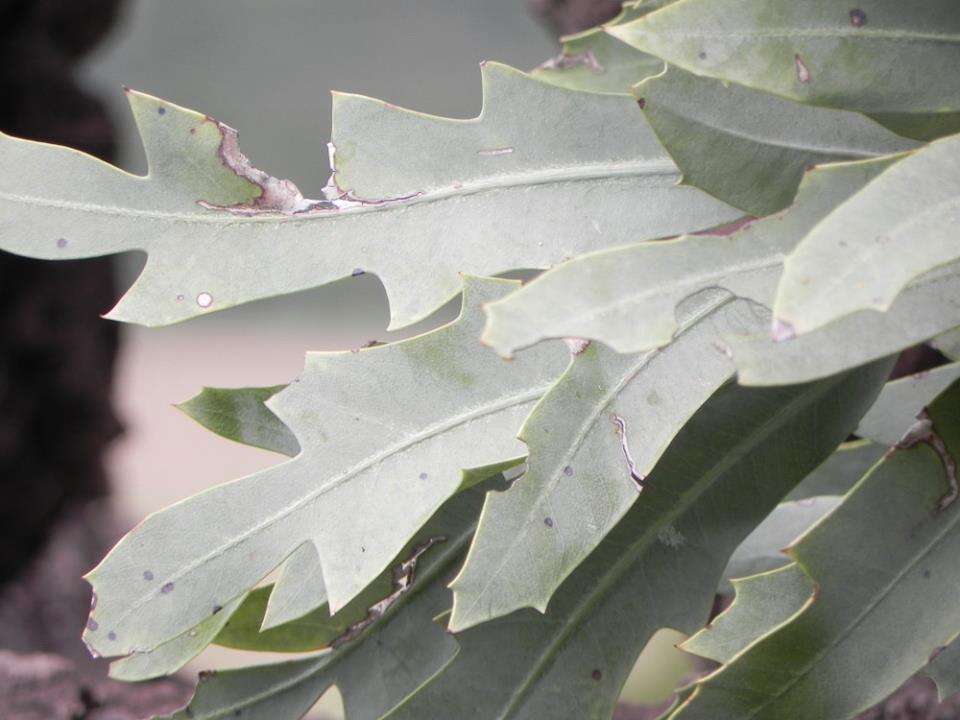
<box><xmin>177</xmin><ymin>386</ymin><xmax>298</xmax><ymax>457</ymax></box>
<box><xmin>774</xmin><ymin>133</ymin><xmax>960</xmax><ymax>336</ymax></box>
<box><xmin>450</xmin><ymin>294</ymin><xmax>763</xmax><ymax>630</ymax></box>
<box><xmin>532</xmin><ymin>2</ymin><xmax>664</xmax><ymax>94</ymax></box>
<box><xmin>933</xmin><ymin>329</ymin><xmax>960</xmax><ymax>362</ymax></box>
<box><xmin>683</xmin><ymin>564</ymin><xmax>815</xmax><ymax>665</ymax></box>
<box><xmin>389</xmin><ymin>361</ymin><xmax>890</xmax><ymax>720</ymax></box>
<box><xmin>0</xmin><ymin>63</ymin><xmax>738</xmax><ymax>329</ymax></box>
<box><xmin>784</xmin><ymin>440</ymin><xmax>885</xmax><ymax>502</ymax></box>
<box><xmin>483</xmin><ymin>155</ymin><xmax>897</xmax><ymax>357</ymax></box>
<box><xmin>608</xmin><ymin>0</ymin><xmax>960</xmax><ymax>120</ymax></box>
<box><xmin>722</xmin><ymin>497</ymin><xmax>840</xmax><ymax>588</ymax></box>
<box><xmin>672</xmin><ymin>381</ymin><xmax>960</xmax><ymax>720</ymax></box>
<box><xmin>856</xmin><ymin>362</ymin><xmax>960</xmax><ymax>446</ymax></box>
<box><xmin>632</xmin><ymin>66</ymin><xmax>916</xmax><ymax>215</ymax></box>
<box><xmin>83</xmin><ymin>276</ymin><xmax>567</xmax><ymax>659</ymax></box>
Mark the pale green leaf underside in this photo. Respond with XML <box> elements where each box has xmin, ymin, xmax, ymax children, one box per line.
<box><xmin>673</xmin><ymin>384</ymin><xmax>960</xmax><ymax>720</ymax></box>
<box><xmin>391</xmin><ymin>362</ymin><xmax>890</xmax><ymax>719</ymax></box>
<box><xmin>451</xmin><ymin>293</ymin><xmax>764</xmax><ymax>630</ymax></box>
<box><xmin>0</xmin><ymin>62</ymin><xmax>738</xmax><ymax>329</ymax></box>
<box><xmin>784</xmin><ymin>440</ymin><xmax>884</xmax><ymax>502</ymax></box>
<box><xmin>683</xmin><ymin>563</ymin><xmax>815</xmax><ymax>665</ymax></box>
<box><xmin>721</xmin><ymin>497</ymin><xmax>840</xmax><ymax>590</ymax></box>
<box><xmin>83</xmin><ymin>277</ymin><xmax>567</xmax><ymax>659</ymax></box>
<box><xmin>483</xmin><ymin>155</ymin><xmax>897</xmax><ymax>357</ymax></box>
<box><xmin>775</xmin><ymin>133</ymin><xmax>960</xmax><ymax>336</ymax></box>
<box><xmin>925</xmin><ymin>634</ymin><xmax>960</xmax><ymax>702</ymax></box>
<box><xmin>856</xmin><ymin>362</ymin><xmax>960</xmax><ymax>446</ymax></box>
<box><xmin>933</xmin><ymin>329</ymin><xmax>960</xmax><ymax>362</ymax></box>
<box><xmin>609</xmin><ymin>0</ymin><xmax>960</xmax><ymax>116</ymax></box>
<box><xmin>634</xmin><ymin>66</ymin><xmax>917</xmax><ymax>215</ymax></box>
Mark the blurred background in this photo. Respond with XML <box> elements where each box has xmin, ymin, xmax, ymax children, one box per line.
<box><xmin>1</xmin><ymin>1</ymin><xmax>691</xmax><ymax>718</ymax></box>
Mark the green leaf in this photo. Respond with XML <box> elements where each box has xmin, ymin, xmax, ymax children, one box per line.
<box><xmin>109</xmin><ymin>595</ymin><xmax>246</xmax><ymax>682</ymax></box>
<box><xmin>0</xmin><ymin>63</ymin><xmax>738</xmax><ymax>329</ymax></box>
<box><xmin>856</xmin><ymin>362</ymin><xmax>960</xmax><ymax>446</ymax></box>
<box><xmin>483</xmin><ymin>155</ymin><xmax>898</xmax><ymax>357</ymax></box>
<box><xmin>722</xmin><ymin>497</ymin><xmax>840</xmax><ymax>588</ymax></box>
<box><xmin>784</xmin><ymin>440</ymin><xmax>884</xmax><ymax>502</ymax></box>
<box><xmin>450</xmin><ymin>294</ymin><xmax>762</xmax><ymax>630</ymax></box>
<box><xmin>83</xmin><ymin>277</ymin><xmax>567</xmax><ymax>659</ymax></box>
<box><xmin>389</xmin><ymin>361</ymin><xmax>891</xmax><ymax>720</ymax></box>
<box><xmin>925</xmin><ymin>635</ymin><xmax>960</xmax><ymax>701</ymax></box>
<box><xmin>155</xmin><ymin>477</ymin><xmax>495</xmax><ymax>720</ymax></box>
<box><xmin>933</xmin><ymin>329</ymin><xmax>960</xmax><ymax>362</ymax></box>
<box><xmin>774</xmin><ymin>133</ymin><xmax>960</xmax><ymax>336</ymax></box>
<box><xmin>178</xmin><ymin>385</ymin><xmax>298</xmax><ymax>456</ymax></box>
<box><xmin>531</xmin><ymin>2</ymin><xmax>664</xmax><ymax>94</ymax></box>
<box><xmin>608</xmin><ymin>0</ymin><xmax>960</xmax><ymax>118</ymax></box>
<box><xmin>682</xmin><ymin>564</ymin><xmax>815</xmax><ymax>665</ymax></box>
<box><xmin>633</xmin><ymin>66</ymin><xmax>916</xmax><ymax>215</ymax></box>
<box><xmin>672</xmin><ymin>382</ymin><xmax>960</xmax><ymax>720</ymax></box>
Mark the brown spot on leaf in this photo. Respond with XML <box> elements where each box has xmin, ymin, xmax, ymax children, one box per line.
<box><xmin>161</xmin><ymin>582</ymin><xmax>175</xmax><ymax>594</ymax></box>
<box><xmin>849</xmin><ymin>8</ymin><xmax>867</xmax><ymax>27</ymax></box>
<box><xmin>592</xmin><ymin>669</ymin><xmax>602</xmax><ymax>681</ymax></box>
<box><xmin>794</xmin><ymin>54</ymin><xmax>812</xmax><ymax>84</ymax></box>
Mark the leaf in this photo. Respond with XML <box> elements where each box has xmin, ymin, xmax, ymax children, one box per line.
<box><xmin>109</xmin><ymin>595</ymin><xmax>246</xmax><ymax>682</ymax></box>
<box><xmin>722</xmin><ymin>497</ymin><xmax>840</xmax><ymax>589</ymax></box>
<box><xmin>683</xmin><ymin>564</ymin><xmax>815</xmax><ymax>665</ymax></box>
<box><xmin>925</xmin><ymin>635</ymin><xmax>960</xmax><ymax>701</ymax></box>
<box><xmin>774</xmin><ymin>133</ymin><xmax>960</xmax><ymax>336</ymax></box>
<box><xmin>82</xmin><ymin>276</ymin><xmax>568</xmax><ymax>659</ymax></box>
<box><xmin>450</xmin><ymin>294</ymin><xmax>764</xmax><ymax>630</ymax></box>
<box><xmin>632</xmin><ymin>66</ymin><xmax>916</xmax><ymax>215</ymax></box>
<box><xmin>178</xmin><ymin>385</ymin><xmax>299</xmax><ymax>456</ymax></box>
<box><xmin>608</xmin><ymin>0</ymin><xmax>960</xmax><ymax>119</ymax></box>
<box><xmin>389</xmin><ymin>361</ymin><xmax>891</xmax><ymax>719</ymax></box>
<box><xmin>531</xmin><ymin>2</ymin><xmax>664</xmax><ymax>94</ymax></box>
<box><xmin>155</xmin><ymin>477</ymin><xmax>495</xmax><ymax>720</ymax></box>
<box><xmin>0</xmin><ymin>63</ymin><xmax>738</xmax><ymax>329</ymax></box>
<box><xmin>784</xmin><ymin>440</ymin><xmax>884</xmax><ymax>502</ymax></box>
<box><xmin>933</xmin><ymin>329</ymin><xmax>960</xmax><ymax>362</ymax></box>
<box><xmin>483</xmin><ymin>155</ymin><xmax>898</xmax><ymax>357</ymax></box>
<box><xmin>672</xmin><ymin>382</ymin><xmax>960</xmax><ymax>720</ymax></box>
<box><xmin>856</xmin><ymin>362</ymin><xmax>960</xmax><ymax>446</ymax></box>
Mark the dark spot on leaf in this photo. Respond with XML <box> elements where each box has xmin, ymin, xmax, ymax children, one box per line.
<box><xmin>361</xmin><ymin>546</ymin><xmax>366</xmax><ymax>553</ymax></box>
<box><xmin>352</xmin><ymin>268</ymin><xmax>365</xmax><ymax>276</ymax></box>
<box><xmin>923</xmin><ymin>569</ymin><xmax>931</xmax><ymax>578</ymax></box>
<box><xmin>419</xmin><ymin>472</ymin><xmax>428</xmax><ymax>480</ymax></box>
<box><xmin>87</xmin><ymin>618</ymin><xmax>99</xmax><ymax>632</ymax></box>
<box><xmin>637</xmin><ymin>98</ymin><xmax>646</xmax><ymax>109</ymax></box>
<box><xmin>212</xmin><ymin>604</ymin><xmax>223</xmax><ymax>615</ymax></box>
<box><xmin>849</xmin><ymin>8</ymin><xmax>866</xmax><ymax>26</ymax></box>
<box><xmin>199</xmin><ymin>670</ymin><xmax>218</xmax><ymax>681</ymax></box>
<box><xmin>161</xmin><ymin>582</ymin><xmax>175</xmax><ymax>594</ymax></box>
<box><xmin>190</xmin><ymin>128</ymin><xmax>196</xmax><ymax>134</ymax></box>
<box><xmin>544</xmin><ymin>517</ymin><xmax>554</xmax><ymax>528</ymax></box>
<box><xmin>108</xmin><ymin>631</ymin><xmax>117</xmax><ymax>641</ymax></box>
<box><xmin>563</xmin><ymin>465</ymin><xmax>574</xmax><ymax>477</ymax></box>
<box><xmin>185</xmin><ymin>708</ymin><xmax>194</xmax><ymax>719</ymax></box>
<box><xmin>931</xmin><ymin>645</ymin><xmax>948</xmax><ymax>662</ymax></box>
<box><xmin>158</xmin><ymin>107</ymin><xmax>166</xmax><ymax>116</ymax></box>
<box><xmin>698</xmin><ymin>51</ymin><xmax>707</xmax><ymax>59</ymax></box>
<box><xmin>56</xmin><ymin>238</ymin><xmax>68</xmax><ymax>248</ymax></box>
<box><xmin>143</xmin><ymin>570</ymin><xmax>154</xmax><ymax>581</ymax></box>
<box><xmin>592</xmin><ymin>669</ymin><xmax>602</xmax><ymax>681</ymax></box>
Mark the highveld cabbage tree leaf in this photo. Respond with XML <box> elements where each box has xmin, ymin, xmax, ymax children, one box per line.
<box><xmin>721</xmin><ymin>496</ymin><xmax>840</xmax><ymax>587</ymax></box>
<box><xmin>632</xmin><ymin>66</ymin><xmax>916</xmax><ymax>215</ymax></box>
<box><xmin>784</xmin><ymin>440</ymin><xmax>884</xmax><ymax>502</ymax></box>
<box><xmin>933</xmin><ymin>329</ymin><xmax>960</xmax><ymax>361</ymax></box>
<box><xmin>177</xmin><ymin>386</ymin><xmax>298</xmax><ymax>456</ymax></box>
<box><xmin>82</xmin><ymin>276</ymin><xmax>568</xmax><ymax>659</ymax></box>
<box><xmin>450</xmin><ymin>294</ymin><xmax>765</xmax><ymax>630</ymax></box>
<box><xmin>389</xmin><ymin>362</ymin><xmax>891</xmax><ymax>719</ymax></box>
<box><xmin>156</xmin><ymin>480</ymin><xmax>496</xmax><ymax>720</ymax></box>
<box><xmin>682</xmin><ymin>564</ymin><xmax>815</xmax><ymax>665</ymax></box>
<box><xmin>0</xmin><ymin>62</ymin><xmax>738</xmax><ymax>329</ymax></box>
<box><xmin>671</xmin><ymin>382</ymin><xmax>960</xmax><ymax>720</ymax></box>
<box><xmin>608</xmin><ymin>0</ymin><xmax>960</xmax><ymax>133</ymax></box>
<box><xmin>483</xmin><ymin>155</ymin><xmax>898</xmax><ymax>357</ymax></box>
<box><xmin>856</xmin><ymin>363</ymin><xmax>960</xmax><ymax>446</ymax></box>
<box><xmin>774</xmin><ymin>133</ymin><xmax>960</xmax><ymax>337</ymax></box>
<box><xmin>532</xmin><ymin>1</ymin><xmax>664</xmax><ymax>94</ymax></box>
